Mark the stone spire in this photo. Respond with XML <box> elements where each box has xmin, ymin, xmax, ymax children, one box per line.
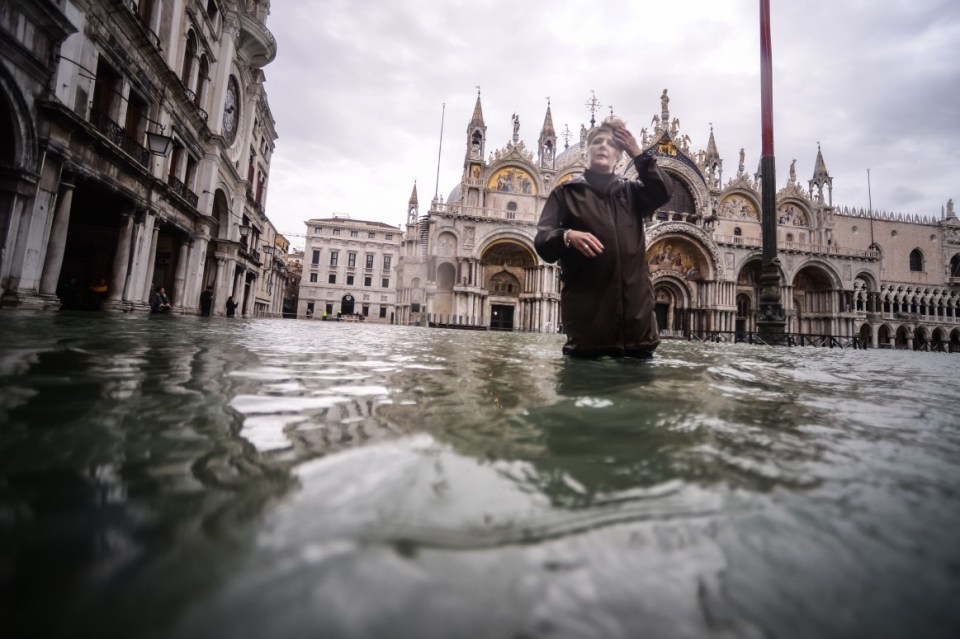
<box><xmin>808</xmin><ymin>143</ymin><xmax>833</xmax><ymax>206</ymax></box>
<box><xmin>407</xmin><ymin>181</ymin><xmax>419</xmax><ymax>226</ymax></box>
<box><xmin>703</xmin><ymin>124</ymin><xmax>722</xmax><ymax>188</ymax></box>
<box><xmin>538</xmin><ymin>98</ymin><xmax>556</xmax><ymax>170</ymax></box>
<box><xmin>465</xmin><ymin>87</ymin><xmax>486</xmax><ymax>164</ymax></box>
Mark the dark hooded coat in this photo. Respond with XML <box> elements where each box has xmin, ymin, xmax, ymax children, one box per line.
<box><xmin>534</xmin><ymin>153</ymin><xmax>672</xmax><ymax>357</ymax></box>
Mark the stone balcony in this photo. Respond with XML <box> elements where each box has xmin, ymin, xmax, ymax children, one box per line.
<box><xmin>238</xmin><ymin>13</ymin><xmax>277</xmax><ymax>68</ymax></box>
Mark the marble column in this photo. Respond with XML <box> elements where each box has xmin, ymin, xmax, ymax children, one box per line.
<box><xmin>128</xmin><ymin>211</ymin><xmax>155</xmax><ymax>304</ymax></box>
<box><xmin>108</xmin><ymin>212</ymin><xmax>135</xmax><ymax>302</ymax></box>
<box><xmin>172</xmin><ymin>239</ymin><xmax>190</xmax><ymax>307</ymax></box>
<box><xmin>140</xmin><ymin>223</ymin><xmax>159</xmax><ymax>303</ymax></box>
<box><xmin>39</xmin><ymin>178</ymin><xmax>76</xmax><ymax>296</ymax></box>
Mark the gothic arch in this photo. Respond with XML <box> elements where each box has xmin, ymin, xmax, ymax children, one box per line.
<box><xmin>0</xmin><ymin>62</ymin><xmax>37</xmax><ymax>171</ymax></box>
<box><xmin>484</xmin><ymin>159</ymin><xmax>543</xmax><ymax>196</ymax></box>
<box><xmin>212</xmin><ymin>189</ymin><xmax>230</xmax><ymax>238</ymax></box>
<box><xmin>790</xmin><ymin>259</ymin><xmax>842</xmax><ymax>289</ymax></box>
<box><xmin>646</xmin><ymin>222</ymin><xmax>725</xmax><ymax>279</ymax></box>
<box><xmin>717</xmin><ymin>189</ymin><xmax>762</xmax><ymax>222</ymax></box>
<box><xmin>436</xmin><ymin>230</ymin><xmax>458</xmax><ymax>257</ymax></box>
<box><xmin>436</xmin><ymin>261</ymin><xmax>456</xmax><ymax>290</ymax></box>
<box><xmin>651</xmin><ymin>274</ymin><xmax>693</xmax><ymax>333</ymax></box>
<box><xmin>473</xmin><ymin>229</ymin><xmax>537</xmax><ymax>265</ymax></box>
<box><xmin>628</xmin><ymin>157</ymin><xmax>711</xmax><ymax>219</ymax></box>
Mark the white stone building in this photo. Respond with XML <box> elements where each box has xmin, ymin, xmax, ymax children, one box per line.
<box><xmin>396</xmin><ymin>90</ymin><xmax>960</xmax><ymax>350</ymax></box>
<box><xmin>297</xmin><ymin>216</ymin><xmax>402</xmax><ymax>322</ymax></box>
<box><xmin>0</xmin><ymin>0</ymin><xmax>287</xmax><ymax>317</ymax></box>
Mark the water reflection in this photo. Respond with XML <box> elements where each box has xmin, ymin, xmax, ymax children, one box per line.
<box><xmin>2</xmin><ymin>314</ymin><xmax>959</xmax><ymax>638</ymax></box>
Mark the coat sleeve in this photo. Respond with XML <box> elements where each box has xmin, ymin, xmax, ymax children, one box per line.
<box><xmin>631</xmin><ymin>153</ymin><xmax>673</xmax><ymax>217</ymax></box>
<box><xmin>535</xmin><ymin>189</ymin><xmax>568</xmax><ymax>263</ymax></box>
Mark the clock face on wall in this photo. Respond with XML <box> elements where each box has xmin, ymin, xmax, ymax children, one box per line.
<box><xmin>223</xmin><ymin>76</ymin><xmax>239</xmax><ymax>145</ymax></box>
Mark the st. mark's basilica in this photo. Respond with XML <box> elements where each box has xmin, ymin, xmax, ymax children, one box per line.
<box><xmin>395</xmin><ymin>90</ymin><xmax>960</xmax><ymax>351</ymax></box>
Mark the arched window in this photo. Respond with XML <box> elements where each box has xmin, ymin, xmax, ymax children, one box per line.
<box><xmin>195</xmin><ymin>55</ymin><xmax>209</xmax><ymax>107</ymax></box>
<box><xmin>909</xmin><ymin>248</ymin><xmax>924</xmax><ymax>272</ymax></box>
<box><xmin>506</xmin><ymin>201</ymin><xmax>517</xmax><ymax>220</ymax></box>
<box><xmin>181</xmin><ymin>31</ymin><xmax>197</xmax><ymax>86</ymax></box>
<box><xmin>656</xmin><ymin>176</ymin><xmax>695</xmax><ymax>219</ymax></box>
<box><xmin>733</xmin><ymin>227</ymin><xmax>742</xmax><ymax>236</ymax></box>
<box><xmin>950</xmin><ymin>254</ymin><xmax>960</xmax><ymax>278</ymax></box>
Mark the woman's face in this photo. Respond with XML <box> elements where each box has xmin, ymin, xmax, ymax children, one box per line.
<box><xmin>587</xmin><ymin>130</ymin><xmax>621</xmax><ymax>174</ymax></box>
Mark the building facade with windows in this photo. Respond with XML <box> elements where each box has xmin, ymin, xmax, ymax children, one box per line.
<box><xmin>0</xmin><ymin>0</ymin><xmax>286</xmax><ymax>317</ymax></box>
<box><xmin>298</xmin><ymin>216</ymin><xmax>402</xmax><ymax>322</ymax></box>
<box><xmin>395</xmin><ymin>90</ymin><xmax>960</xmax><ymax>350</ymax></box>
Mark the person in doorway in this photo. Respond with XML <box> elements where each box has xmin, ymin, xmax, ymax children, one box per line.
<box><xmin>150</xmin><ymin>286</ymin><xmax>172</xmax><ymax>314</ymax></box>
<box><xmin>199</xmin><ymin>286</ymin><xmax>213</xmax><ymax>316</ymax></box>
<box><xmin>534</xmin><ymin>116</ymin><xmax>673</xmax><ymax>358</ymax></box>
<box><xmin>88</xmin><ymin>278</ymin><xmax>108</xmax><ymax>310</ymax></box>
<box><xmin>225</xmin><ymin>296</ymin><xmax>238</xmax><ymax>317</ymax></box>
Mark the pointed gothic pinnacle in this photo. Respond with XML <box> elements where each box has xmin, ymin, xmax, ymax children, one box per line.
<box><xmin>409</xmin><ymin>181</ymin><xmax>418</xmax><ymax>207</ymax></box>
<box><xmin>470</xmin><ymin>90</ymin><xmax>484</xmax><ymax>127</ymax></box>
<box><xmin>812</xmin><ymin>142</ymin><xmax>830</xmax><ymax>179</ymax></box>
<box><xmin>706</xmin><ymin>125</ymin><xmax>719</xmax><ymax>159</ymax></box>
<box><xmin>541</xmin><ymin>99</ymin><xmax>555</xmax><ymax>136</ymax></box>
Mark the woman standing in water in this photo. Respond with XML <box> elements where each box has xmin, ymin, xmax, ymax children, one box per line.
<box><xmin>535</xmin><ymin>116</ymin><xmax>672</xmax><ymax>358</ymax></box>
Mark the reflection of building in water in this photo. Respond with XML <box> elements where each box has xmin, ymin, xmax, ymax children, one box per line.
<box><xmin>395</xmin><ymin>90</ymin><xmax>960</xmax><ymax>351</ymax></box>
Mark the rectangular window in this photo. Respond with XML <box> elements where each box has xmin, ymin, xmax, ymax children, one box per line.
<box><xmin>346</xmin><ymin>275</ymin><xmax>354</xmax><ymax>285</ymax></box>
<box><xmin>362</xmin><ymin>305</ymin><xmax>369</xmax><ymax>316</ymax></box>
<box><xmin>368</xmin><ymin>232</ymin><xmax>376</xmax><ymax>239</ymax></box>
<box><xmin>329</xmin><ymin>251</ymin><xmax>339</xmax><ymax>266</ymax></box>
<box><xmin>350</xmin><ymin>230</ymin><xmax>358</xmax><ymax>237</ymax></box>
<box><xmin>348</xmin><ymin>252</ymin><xmax>357</xmax><ymax>268</ymax></box>
<box><xmin>325</xmin><ymin>303</ymin><xmax>333</xmax><ymax>315</ymax></box>
<box><xmin>364</xmin><ymin>276</ymin><xmax>372</xmax><ymax>287</ymax></box>
<box><xmin>328</xmin><ymin>273</ymin><xmax>336</xmax><ymax>284</ymax></box>
<box><xmin>379</xmin><ymin>307</ymin><xmax>387</xmax><ymax>318</ymax></box>
<box><xmin>385</xmin><ymin>234</ymin><xmax>393</xmax><ymax>240</ymax></box>
<box><xmin>309</xmin><ymin>273</ymin><xmax>318</xmax><ymax>282</ymax></box>
<box><xmin>383</xmin><ymin>255</ymin><xmax>392</xmax><ymax>270</ymax></box>
<box><xmin>311</xmin><ymin>249</ymin><xmax>320</xmax><ymax>265</ymax></box>
<box><xmin>307</xmin><ymin>302</ymin><xmax>315</xmax><ymax>314</ymax></box>
<box><xmin>365</xmin><ymin>254</ymin><xmax>374</xmax><ymax>269</ymax></box>
<box><xmin>333</xmin><ymin>229</ymin><xmax>341</xmax><ymax>235</ymax></box>
<box><xmin>381</xmin><ymin>278</ymin><xmax>389</xmax><ymax>288</ymax></box>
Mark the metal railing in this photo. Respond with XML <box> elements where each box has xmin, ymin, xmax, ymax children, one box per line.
<box><xmin>167</xmin><ymin>175</ymin><xmax>199</xmax><ymax>208</ymax></box>
<box><xmin>714</xmin><ymin>234</ymin><xmax>881</xmax><ymax>259</ymax></box>
<box><xmin>688</xmin><ymin>330</ymin><xmax>863</xmax><ymax>349</ymax></box>
<box><xmin>89</xmin><ymin>110</ymin><xmax>150</xmax><ymax>167</ymax></box>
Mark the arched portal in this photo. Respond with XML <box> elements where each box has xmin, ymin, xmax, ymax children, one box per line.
<box><xmin>736</xmin><ymin>258</ymin><xmax>765</xmax><ymax>333</ymax></box>
<box><xmin>651</xmin><ymin>278</ymin><xmax>690</xmax><ymax>336</ymax></box>
<box><xmin>932</xmin><ymin>327</ymin><xmax>946</xmax><ymax>352</ymax></box>
<box><xmin>894</xmin><ymin>325</ymin><xmax>910</xmax><ymax>349</ymax></box>
<box><xmin>950</xmin><ymin>329</ymin><xmax>960</xmax><ymax>353</ymax></box>
<box><xmin>877</xmin><ymin>324</ymin><xmax>892</xmax><ymax>348</ymax></box>
<box><xmin>341</xmin><ymin>293</ymin><xmax>355</xmax><ymax>315</ymax></box>
<box><xmin>792</xmin><ymin>264</ymin><xmax>837</xmax><ymax>335</ymax></box>
<box><xmin>481</xmin><ymin>239</ymin><xmax>536</xmax><ymax>331</ymax></box>
<box><xmin>858</xmin><ymin>323</ymin><xmax>872</xmax><ymax>348</ymax></box>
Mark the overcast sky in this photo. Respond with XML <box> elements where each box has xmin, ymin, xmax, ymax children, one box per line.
<box><xmin>262</xmin><ymin>0</ymin><xmax>960</xmax><ymax>249</ymax></box>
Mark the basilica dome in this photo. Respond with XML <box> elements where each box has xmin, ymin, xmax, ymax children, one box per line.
<box><xmin>554</xmin><ymin>143</ymin><xmax>584</xmax><ymax>171</ymax></box>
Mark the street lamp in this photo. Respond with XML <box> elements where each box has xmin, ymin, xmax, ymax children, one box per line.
<box><xmin>145</xmin><ymin>124</ymin><xmax>173</xmax><ymax>156</ymax></box>
<box><xmin>262</xmin><ymin>243</ymin><xmax>275</xmax><ymax>257</ymax></box>
<box><xmin>238</xmin><ymin>223</ymin><xmax>250</xmax><ymax>239</ymax></box>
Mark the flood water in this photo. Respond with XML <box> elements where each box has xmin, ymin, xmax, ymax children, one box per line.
<box><xmin>1</xmin><ymin>313</ymin><xmax>959</xmax><ymax>639</ymax></box>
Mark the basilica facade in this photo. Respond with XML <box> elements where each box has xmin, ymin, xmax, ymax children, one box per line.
<box><xmin>396</xmin><ymin>91</ymin><xmax>960</xmax><ymax>350</ymax></box>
